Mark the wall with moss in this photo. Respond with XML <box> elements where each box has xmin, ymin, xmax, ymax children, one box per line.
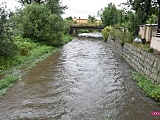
<box><xmin>108</xmin><ymin>38</ymin><xmax>160</xmax><ymax>84</ymax></box>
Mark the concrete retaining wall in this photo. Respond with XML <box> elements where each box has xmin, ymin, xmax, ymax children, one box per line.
<box><xmin>108</xmin><ymin>38</ymin><xmax>160</xmax><ymax>84</ymax></box>
<box><xmin>139</xmin><ymin>24</ymin><xmax>157</xmax><ymax>42</ymax></box>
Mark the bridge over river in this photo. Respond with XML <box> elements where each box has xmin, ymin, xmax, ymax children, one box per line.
<box><xmin>0</xmin><ymin>33</ymin><xmax>160</xmax><ymax>120</ymax></box>
<box><xmin>69</xmin><ymin>25</ymin><xmax>104</xmax><ymax>30</ymax></box>
<box><xmin>69</xmin><ymin>25</ymin><xmax>104</xmax><ymax>34</ymax></box>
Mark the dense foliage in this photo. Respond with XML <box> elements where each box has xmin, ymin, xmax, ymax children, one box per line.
<box><xmin>126</xmin><ymin>11</ymin><xmax>141</xmax><ymax>35</ymax></box>
<box><xmin>13</xmin><ymin>0</ymin><xmax>69</xmax><ymax>46</ymax></box>
<box><xmin>87</xmin><ymin>15</ymin><xmax>97</xmax><ymax>24</ymax></box>
<box><xmin>101</xmin><ymin>3</ymin><xmax>119</xmax><ymax>26</ymax></box>
<box><xmin>127</xmin><ymin>0</ymin><xmax>160</xmax><ymax>30</ymax></box>
<box><xmin>100</xmin><ymin>3</ymin><xmax>137</xmax><ymax>41</ymax></box>
<box><xmin>0</xmin><ymin>3</ymin><xmax>16</xmax><ymax>57</ymax></box>
<box><xmin>110</xmin><ymin>27</ymin><xmax>133</xmax><ymax>43</ymax></box>
<box><xmin>12</xmin><ymin>3</ymin><xmax>66</xmax><ymax>46</ymax></box>
<box><xmin>101</xmin><ymin>26</ymin><xmax>112</xmax><ymax>41</ymax></box>
<box><xmin>100</xmin><ymin>1</ymin><xmax>160</xmax><ymax>36</ymax></box>
<box><xmin>65</xmin><ymin>16</ymin><xmax>73</xmax><ymax>21</ymax></box>
<box><xmin>18</xmin><ymin>0</ymin><xmax>67</xmax><ymax>15</ymax></box>
<box><xmin>18</xmin><ymin>0</ymin><xmax>43</xmax><ymax>4</ymax></box>
<box><xmin>0</xmin><ymin>0</ymin><xmax>71</xmax><ymax>70</ymax></box>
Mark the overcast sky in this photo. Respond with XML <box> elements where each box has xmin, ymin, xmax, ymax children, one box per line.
<box><xmin>2</xmin><ymin>0</ymin><xmax>127</xmax><ymax>19</ymax></box>
<box><xmin>62</xmin><ymin>0</ymin><xmax>127</xmax><ymax>19</ymax></box>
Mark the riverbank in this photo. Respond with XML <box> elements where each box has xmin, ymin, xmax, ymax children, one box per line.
<box><xmin>0</xmin><ymin>36</ymin><xmax>159</xmax><ymax>120</ymax></box>
<box><xmin>0</xmin><ymin>45</ymin><xmax>56</xmax><ymax>97</ymax></box>
<box><xmin>132</xmin><ymin>71</ymin><xmax>160</xmax><ymax>104</ymax></box>
<box><xmin>107</xmin><ymin>36</ymin><xmax>160</xmax><ymax>104</ymax></box>
<box><xmin>0</xmin><ymin>35</ymin><xmax>72</xmax><ymax>97</ymax></box>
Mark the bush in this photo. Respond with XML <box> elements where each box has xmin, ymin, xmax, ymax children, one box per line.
<box><xmin>11</xmin><ymin>3</ymin><xmax>67</xmax><ymax>46</ymax></box>
<box><xmin>148</xmin><ymin>47</ymin><xmax>154</xmax><ymax>53</ymax></box>
<box><xmin>14</xmin><ymin>36</ymin><xmax>34</xmax><ymax>56</ymax></box>
<box><xmin>0</xmin><ymin>38</ymin><xmax>17</xmax><ymax>57</ymax></box>
<box><xmin>109</xmin><ymin>28</ymin><xmax>134</xmax><ymax>44</ymax></box>
<box><xmin>0</xmin><ymin>57</ymin><xmax>12</xmax><ymax>70</ymax></box>
<box><xmin>110</xmin><ymin>28</ymin><xmax>125</xmax><ymax>44</ymax></box>
<box><xmin>102</xmin><ymin>26</ymin><xmax>112</xmax><ymax>41</ymax></box>
<box><xmin>124</xmin><ymin>31</ymin><xmax>134</xmax><ymax>43</ymax></box>
<box><xmin>0</xmin><ymin>2</ymin><xmax>17</xmax><ymax>58</ymax></box>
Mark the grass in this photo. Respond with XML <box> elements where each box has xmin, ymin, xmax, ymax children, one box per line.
<box><xmin>0</xmin><ymin>45</ymin><xmax>55</xmax><ymax>97</ymax></box>
<box><xmin>131</xmin><ymin>43</ymin><xmax>150</xmax><ymax>51</ymax></box>
<box><xmin>131</xmin><ymin>43</ymin><xmax>160</xmax><ymax>56</ymax></box>
<box><xmin>0</xmin><ymin>35</ymin><xmax>73</xmax><ymax>97</ymax></box>
<box><xmin>0</xmin><ymin>75</ymin><xmax>19</xmax><ymax>96</ymax></box>
<box><xmin>0</xmin><ymin>45</ymin><xmax>54</xmax><ymax>71</ymax></box>
<box><xmin>132</xmin><ymin>71</ymin><xmax>160</xmax><ymax>103</ymax></box>
<box><xmin>0</xmin><ymin>35</ymin><xmax>73</xmax><ymax>72</ymax></box>
<box><xmin>62</xmin><ymin>34</ymin><xmax>73</xmax><ymax>44</ymax></box>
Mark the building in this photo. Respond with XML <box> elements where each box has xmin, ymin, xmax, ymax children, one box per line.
<box><xmin>73</xmin><ymin>17</ymin><xmax>101</xmax><ymax>25</ymax></box>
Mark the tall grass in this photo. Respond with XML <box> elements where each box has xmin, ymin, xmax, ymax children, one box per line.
<box><xmin>0</xmin><ymin>45</ymin><xmax>54</xmax><ymax>71</ymax></box>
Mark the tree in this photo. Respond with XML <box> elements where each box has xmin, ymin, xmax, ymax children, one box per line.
<box><xmin>97</xmin><ymin>8</ymin><xmax>104</xmax><ymax>18</ymax></box>
<box><xmin>127</xmin><ymin>11</ymin><xmax>141</xmax><ymax>35</ymax></box>
<box><xmin>0</xmin><ymin>2</ymin><xmax>16</xmax><ymax>57</ymax></box>
<box><xmin>45</xmin><ymin>0</ymin><xmax>67</xmax><ymax>15</ymax></box>
<box><xmin>18</xmin><ymin>0</ymin><xmax>67</xmax><ymax>15</ymax></box>
<box><xmin>127</xmin><ymin>0</ymin><xmax>160</xmax><ymax>31</ymax></box>
<box><xmin>87</xmin><ymin>15</ymin><xmax>97</xmax><ymax>24</ymax></box>
<box><xmin>146</xmin><ymin>14</ymin><xmax>158</xmax><ymax>24</ymax></box>
<box><xmin>101</xmin><ymin>3</ymin><xmax>119</xmax><ymax>26</ymax></box>
<box><xmin>65</xmin><ymin>16</ymin><xmax>73</xmax><ymax>21</ymax></box>
<box><xmin>18</xmin><ymin>0</ymin><xmax>44</xmax><ymax>4</ymax></box>
<box><xmin>11</xmin><ymin>3</ymin><xmax>67</xmax><ymax>46</ymax></box>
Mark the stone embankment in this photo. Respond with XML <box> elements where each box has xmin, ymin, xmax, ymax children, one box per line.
<box><xmin>108</xmin><ymin>36</ymin><xmax>160</xmax><ymax>84</ymax></box>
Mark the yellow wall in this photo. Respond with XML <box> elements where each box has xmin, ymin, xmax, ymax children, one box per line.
<box><xmin>73</xmin><ymin>17</ymin><xmax>87</xmax><ymax>23</ymax></box>
<box><xmin>73</xmin><ymin>17</ymin><xmax>101</xmax><ymax>24</ymax></box>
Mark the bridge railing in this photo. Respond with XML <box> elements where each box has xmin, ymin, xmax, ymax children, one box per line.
<box><xmin>67</xmin><ymin>22</ymin><xmax>103</xmax><ymax>27</ymax></box>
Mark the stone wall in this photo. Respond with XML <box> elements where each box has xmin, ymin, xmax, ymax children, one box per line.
<box><xmin>108</xmin><ymin>38</ymin><xmax>160</xmax><ymax>84</ymax></box>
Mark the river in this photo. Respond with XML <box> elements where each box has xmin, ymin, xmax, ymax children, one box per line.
<box><xmin>0</xmin><ymin>33</ymin><xmax>160</xmax><ymax>120</ymax></box>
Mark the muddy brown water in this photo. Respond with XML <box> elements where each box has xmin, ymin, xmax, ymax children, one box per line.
<box><xmin>0</xmin><ymin>36</ymin><xmax>160</xmax><ymax>120</ymax></box>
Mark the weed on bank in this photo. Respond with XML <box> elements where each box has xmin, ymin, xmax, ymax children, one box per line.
<box><xmin>132</xmin><ymin>71</ymin><xmax>160</xmax><ymax>104</ymax></box>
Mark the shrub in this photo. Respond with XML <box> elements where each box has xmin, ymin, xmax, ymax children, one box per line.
<box><xmin>102</xmin><ymin>26</ymin><xmax>112</xmax><ymax>41</ymax></box>
<box><xmin>109</xmin><ymin>28</ymin><xmax>134</xmax><ymax>44</ymax></box>
<box><xmin>0</xmin><ymin>57</ymin><xmax>12</xmax><ymax>70</ymax></box>
<box><xmin>0</xmin><ymin>2</ymin><xmax>17</xmax><ymax>58</ymax></box>
<box><xmin>14</xmin><ymin>36</ymin><xmax>34</xmax><ymax>56</ymax></box>
<box><xmin>11</xmin><ymin>3</ymin><xmax>67</xmax><ymax>46</ymax></box>
<box><xmin>0</xmin><ymin>38</ymin><xmax>17</xmax><ymax>57</ymax></box>
<box><xmin>111</xmin><ymin>28</ymin><xmax>125</xmax><ymax>44</ymax></box>
<box><xmin>148</xmin><ymin>47</ymin><xmax>154</xmax><ymax>53</ymax></box>
<box><xmin>124</xmin><ymin>31</ymin><xmax>134</xmax><ymax>43</ymax></box>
